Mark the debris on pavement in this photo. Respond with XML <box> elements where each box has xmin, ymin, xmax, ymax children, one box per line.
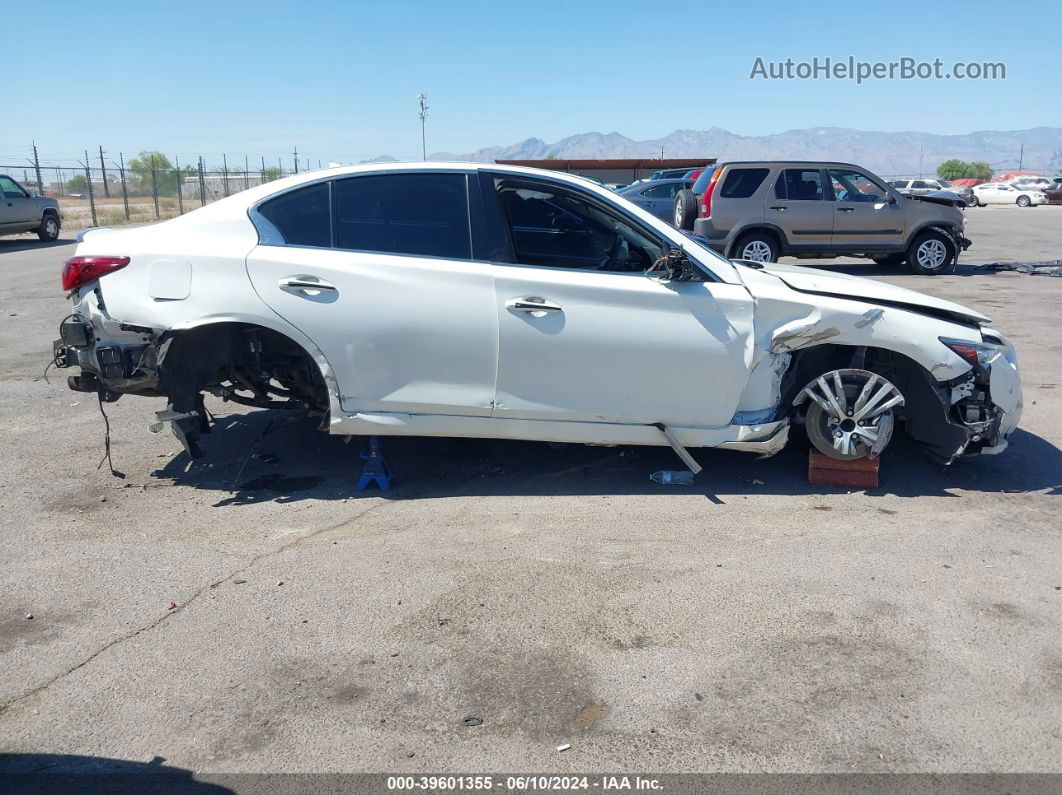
<box><xmin>557</xmin><ymin>743</ymin><xmax>571</xmax><ymax>752</ymax></box>
<box><xmin>168</xmin><ymin>601</ymin><xmax>177</xmax><ymax>610</ymax></box>
<box><xmin>25</xmin><ymin>613</ymin><xmax>33</xmax><ymax>620</ymax></box>
<box><xmin>461</xmin><ymin>717</ymin><xmax>483</xmax><ymax>727</ymax></box>
<box><xmin>650</xmin><ymin>470</ymin><xmax>695</xmax><ymax>485</ymax></box>
<box><xmin>971</xmin><ymin>259</ymin><xmax>1062</xmax><ymax>276</ymax></box>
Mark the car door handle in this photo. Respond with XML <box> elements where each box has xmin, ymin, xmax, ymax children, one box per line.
<box><xmin>837</xmin><ymin>207</ymin><xmax>854</xmax><ymax>213</ymax></box>
<box><xmin>769</xmin><ymin>205</ymin><xmax>787</xmax><ymax>211</ymax></box>
<box><xmin>506</xmin><ymin>296</ymin><xmax>563</xmax><ymax>314</ymax></box>
<box><xmin>278</xmin><ymin>275</ymin><xmax>337</xmax><ymax>293</ymax></box>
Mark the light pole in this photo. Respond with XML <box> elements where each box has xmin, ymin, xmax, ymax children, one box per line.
<box><xmin>418</xmin><ymin>93</ymin><xmax>429</xmax><ymax>161</ymax></box>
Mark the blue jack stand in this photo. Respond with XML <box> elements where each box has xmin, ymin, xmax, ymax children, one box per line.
<box><xmin>357</xmin><ymin>436</ymin><xmax>391</xmax><ymax>491</ymax></box>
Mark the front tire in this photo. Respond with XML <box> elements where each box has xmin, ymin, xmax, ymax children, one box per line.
<box><xmin>673</xmin><ymin>189</ymin><xmax>698</xmax><ymax>230</ymax></box>
<box><xmin>802</xmin><ymin>370</ymin><xmax>904</xmax><ymax>461</ymax></box>
<box><xmin>733</xmin><ymin>231</ymin><xmax>778</xmax><ymax>263</ymax></box>
<box><xmin>1016</xmin><ymin>195</ymin><xmax>1031</xmax><ymax>207</ymax></box>
<box><xmin>906</xmin><ymin>230</ymin><xmax>956</xmax><ymax>275</ymax></box>
<box><xmin>37</xmin><ymin>213</ymin><xmax>60</xmax><ymax>242</ymax></box>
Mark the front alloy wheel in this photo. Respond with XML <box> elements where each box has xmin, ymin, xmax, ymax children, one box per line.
<box><xmin>38</xmin><ymin>215</ymin><xmax>60</xmax><ymax>242</ymax></box>
<box><xmin>802</xmin><ymin>369</ymin><xmax>905</xmax><ymax>460</ymax></box>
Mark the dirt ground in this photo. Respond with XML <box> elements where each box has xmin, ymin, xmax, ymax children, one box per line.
<box><xmin>0</xmin><ymin>205</ymin><xmax>1060</xmax><ymax>777</ymax></box>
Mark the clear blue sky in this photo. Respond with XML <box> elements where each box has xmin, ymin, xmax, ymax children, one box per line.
<box><xmin>4</xmin><ymin>0</ymin><xmax>1059</xmax><ymax>168</ymax></box>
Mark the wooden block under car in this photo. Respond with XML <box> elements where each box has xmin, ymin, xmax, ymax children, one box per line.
<box><xmin>808</xmin><ymin>449</ymin><xmax>880</xmax><ymax>489</ymax></box>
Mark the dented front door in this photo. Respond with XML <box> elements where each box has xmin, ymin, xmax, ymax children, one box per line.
<box><xmin>491</xmin><ymin>265</ymin><xmax>755</xmax><ymax>427</ymax></box>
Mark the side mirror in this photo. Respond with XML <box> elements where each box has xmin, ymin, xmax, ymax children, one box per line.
<box><xmin>647</xmin><ymin>249</ymin><xmax>703</xmax><ymax>282</ymax></box>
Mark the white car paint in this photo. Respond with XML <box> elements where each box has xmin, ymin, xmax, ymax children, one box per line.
<box><xmin>63</xmin><ymin>162</ymin><xmax>1022</xmax><ymax>462</ymax></box>
<box><xmin>971</xmin><ymin>182</ymin><xmax>1048</xmax><ymax>206</ymax></box>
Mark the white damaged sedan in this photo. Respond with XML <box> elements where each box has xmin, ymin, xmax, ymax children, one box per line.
<box><xmin>54</xmin><ymin>162</ymin><xmax>1022</xmax><ymax>466</ymax></box>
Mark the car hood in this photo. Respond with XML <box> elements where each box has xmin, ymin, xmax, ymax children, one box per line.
<box><xmin>745</xmin><ymin>263</ymin><xmax>990</xmax><ymax>325</ymax></box>
<box><xmin>912</xmin><ymin>190</ymin><xmax>967</xmax><ymax>207</ymax></box>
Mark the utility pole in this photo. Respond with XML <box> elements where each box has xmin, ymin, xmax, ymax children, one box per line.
<box><xmin>293</xmin><ymin>146</ymin><xmax>299</xmax><ymax>174</ymax></box>
<box><xmin>98</xmin><ymin>145</ymin><xmax>110</xmax><ymax>197</ymax></box>
<box><xmin>418</xmin><ymin>94</ymin><xmax>429</xmax><ymax>161</ymax></box>
<box><xmin>1018</xmin><ymin>144</ymin><xmax>1024</xmax><ymax>171</ymax></box>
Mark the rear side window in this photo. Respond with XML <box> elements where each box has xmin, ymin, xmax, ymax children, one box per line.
<box><xmin>334</xmin><ymin>173</ymin><xmax>471</xmax><ymax>259</ymax></box>
<box><xmin>257</xmin><ymin>182</ymin><xmax>331</xmax><ymax>247</ymax></box>
<box><xmin>719</xmin><ymin>168</ymin><xmax>769</xmax><ymax>199</ymax></box>
<box><xmin>778</xmin><ymin>169</ymin><xmax>825</xmax><ymax>201</ymax></box>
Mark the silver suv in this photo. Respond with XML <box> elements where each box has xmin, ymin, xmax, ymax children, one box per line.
<box><xmin>673</xmin><ymin>161</ymin><xmax>971</xmax><ymax>275</ymax></box>
<box><xmin>0</xmin><ymin>175</ymin><xmax>62</xmax><ymax>241</ymax></box>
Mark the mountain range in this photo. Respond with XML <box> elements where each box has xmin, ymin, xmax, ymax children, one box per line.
<box><xmin>394</xmin><ymin>127</ymin><xmax>1062</xmax><ymax>177</ymax></box>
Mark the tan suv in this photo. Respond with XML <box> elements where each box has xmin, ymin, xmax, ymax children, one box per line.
<box><xmin>673</xmin><ymin>161</ymin><xmax>971</xmax><ymax>275</ymax></box>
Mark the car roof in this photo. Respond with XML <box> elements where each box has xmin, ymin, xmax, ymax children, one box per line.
<box><xmin>167</xmin><ymin>161</ymin><xmax>671</xmax><ymax>222</ymax></box>
<box><xmin>624</xmin><ymin>177</ymin><xmax>690</xmax><ymax>187</ymax></box>
<box><xmin>715</xmin><ymin>160</ymin><xmax>872</xmax><ymax>170</ymax></box>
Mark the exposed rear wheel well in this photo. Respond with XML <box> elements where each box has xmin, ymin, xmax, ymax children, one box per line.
<box><xmin>159</xmin><ymin>322</ymin><xmax>329</xmax><ymax>415</ymax></box>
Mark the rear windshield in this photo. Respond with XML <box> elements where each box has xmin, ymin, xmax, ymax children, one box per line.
<box><xmin>691</xmin><ymin>166</ymin><xmax>717</xmax><ymax>194</ymax></box>
<box><xmin>719</xmin><ymin>168</ymin><xmax>770</xmax><ymax>199</ymax></box>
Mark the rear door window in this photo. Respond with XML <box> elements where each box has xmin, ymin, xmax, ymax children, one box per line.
<box><xmin>333</xmin><ymin>173</ymin><xmax>471</xmax><ymax>260</ymax></box>
<box><xmin>257</xmin><ymin>182</ymin><xmax>331</xmax><ymax>247</ymax></box>
<box><xmin>719</xmin><ymin>168</ymin><xmax>769</xmax><ymax>199</ymax></box>
<box><xmin>777</xmin><ymin>169</ymin><xmax>825</xmax><ymax>201</ymax></box>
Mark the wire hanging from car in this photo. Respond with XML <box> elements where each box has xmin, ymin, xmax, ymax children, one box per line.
<box><xmin>96</xmin><ymin>390</ymin><xmax>125</xmax><ymax>479</ymax></box>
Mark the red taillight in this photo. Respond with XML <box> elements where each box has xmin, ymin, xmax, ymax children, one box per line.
<box><xmin>62</xmin><ymin>256</ymin><xmax>130</xmax><ymax>292</ymax></box>
<box><xmin>702</xmin><ymin>169</ymin><xmax>721</xmax><ymax>217</ymax></box>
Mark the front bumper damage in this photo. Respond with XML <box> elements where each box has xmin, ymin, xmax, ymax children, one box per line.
<box><xmin>911</xmin><ymin>338</ymin><xmax>1022</xmax><ymax>462</ymax></box>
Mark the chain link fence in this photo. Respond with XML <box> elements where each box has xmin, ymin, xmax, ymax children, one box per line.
<box><xmin>1</xmin><ymin>145</ymin><xmax>331</xmax><ymax>229</ymax></box>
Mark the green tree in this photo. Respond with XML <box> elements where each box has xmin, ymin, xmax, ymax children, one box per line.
<box><xmin>937</xmin><ymin>159</ymin><xmax>995</xmax><ymax>181</ymax></box>
<box><xmin>127</xmin><ymin>151</ymin><xmax>193</xmax><ymax>196</ymax></box>
<box><xmin>937</xmin><ymin>159</ymin><xmax>971</xmax><ymax>180</ymax></box>
<box><xmin>66</xmin><ymin>174</ymin><xmax>88</xmax><ymax>193</ymax></box>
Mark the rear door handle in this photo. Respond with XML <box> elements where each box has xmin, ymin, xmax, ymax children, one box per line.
<box><xmin>506</xmin><ymin>296</ymin><xmax>563</xmax><ymax>315</ymax></box>
<box><xmin>837</xmin><ymin>207</ymin><xmax>854</xmax><ymax>213</ymax></box>
<box><xmin>769</xmin><ymin>205</ymin><xmax>787</xmax><ymax>211</ymax></box>
<box><xmin>278</xmin><ymin>275</ymin><xmax>337</xmax><ymax>293</ymax></box>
